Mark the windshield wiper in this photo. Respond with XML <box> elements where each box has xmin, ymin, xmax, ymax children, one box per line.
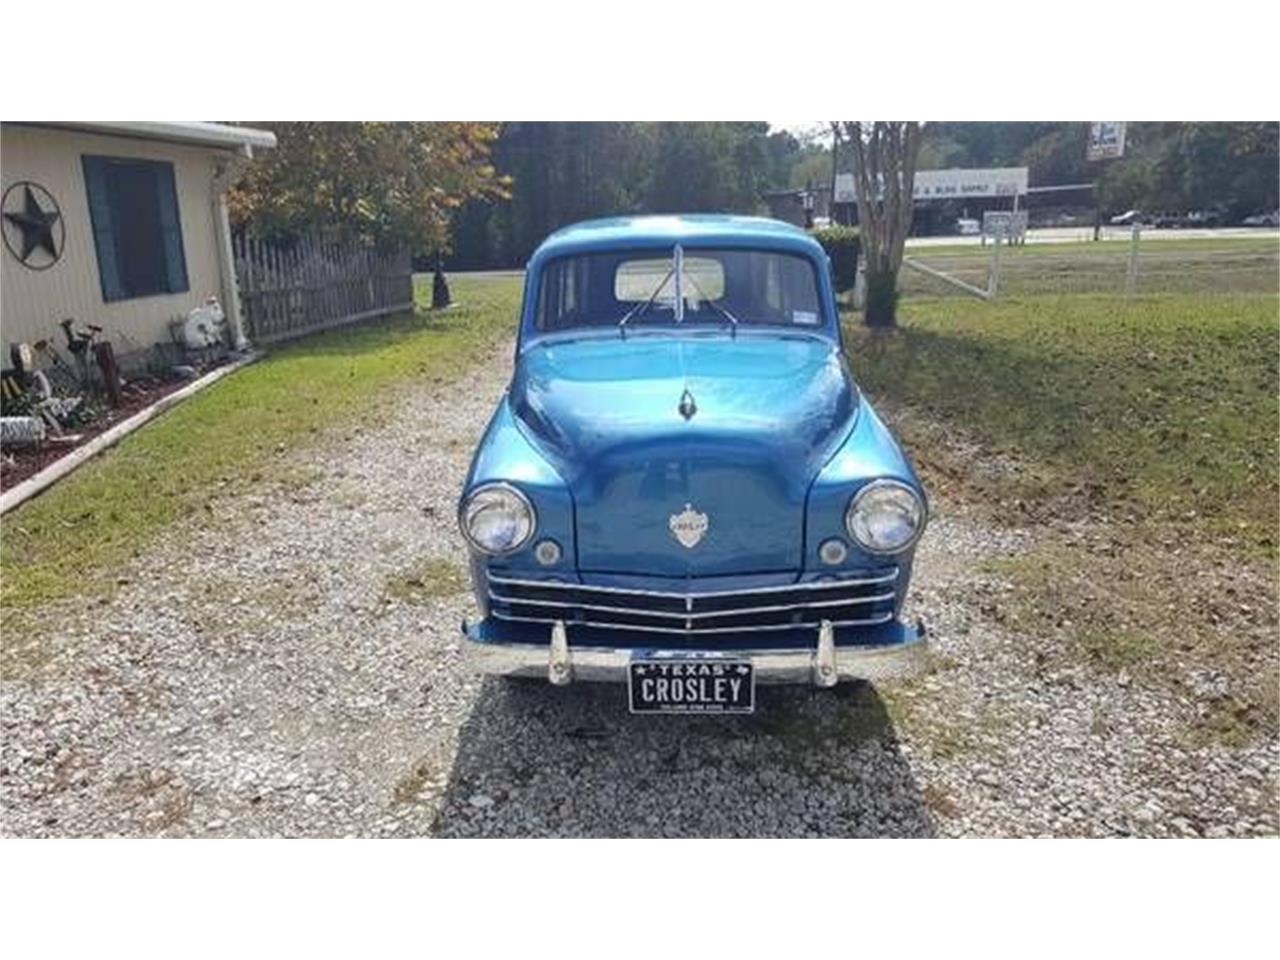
<box><xmin>682</xmin><ymin>273</ymin><xmax>741</xmax><ymax>336</ymax></box>
<box><xmin>618</xmin><ymin>263</ymin><xmax>676</xmax><ymax>337</ymax></box>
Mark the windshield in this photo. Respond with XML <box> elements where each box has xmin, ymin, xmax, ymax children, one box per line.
<box><xmin>534</xmin><ymin>247</ymin><xmax>822</xmax><ymax>332</ymax></box>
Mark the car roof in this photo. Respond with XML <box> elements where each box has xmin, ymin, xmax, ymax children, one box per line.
<box><xmin>528</xmin><ymin>214</ymin><xmax>826</xmax><ymax>266</ymax></box>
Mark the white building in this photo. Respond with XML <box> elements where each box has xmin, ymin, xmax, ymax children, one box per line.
<box><xmin>1</xmin><ymin>122</ymin><xmax>275</xmax><ymax>368</ymax></box>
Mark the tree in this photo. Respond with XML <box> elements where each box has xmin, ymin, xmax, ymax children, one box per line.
<box><xmin>835</xmin><ymin>121</ymin><xmax>923</xmax><ymax>327</ymax></box>
<box><xmin>448</xmin><ymin>122</ymin><xmax>802</xmax><ymax>268</ymax></box>
<box><xmin>788</xmin><ymin>142</ymin><xmax>835</xmax><ymax>190</ymax></box>
<box><xmin>1020</xmin><ymin>124</ymin><xmax>1090</xmax><ymax>187</ymax></box>
<box><xmin>1095</xmin><ymin>122</ymin><xmax>1279</xmax><ymax>218</ymax></box>
<box><xmin>227</xmin><ymin>122</ymin><xmax>509</xmax><ymax>253</ymax></box>
<box><xmin>647</xmin><ymin>122</ymin><xmax>776</xmax><ymax>213</ymax></box>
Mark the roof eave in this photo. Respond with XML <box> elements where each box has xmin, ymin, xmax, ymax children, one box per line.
<box><xmin>29</xmin><ymin>121</ymin><xmax>277</xmax><ymax>151</ymax></box>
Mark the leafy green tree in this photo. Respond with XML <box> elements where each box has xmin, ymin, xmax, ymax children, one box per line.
<box><xmin>228</xmin><ymin>122</ymin><xmax>509</xmax><ymax>253</ymax></box>
<box><xmin>788</xmin><ymin>146</ymin><xmax>835</xmax><ymax>190</ymax></box>
<box><xmin>648</xmin><ymin>122</ymin><xmax>773</xmax><ymax>212</ymax></box>
<box><xmin>916</xmin><ymin>121</ymin><xmax>1277</xmax><ymax>219</ymax></box>
<box><xmin>450</xmin><ymin>122</ymin><xmax>800</xmax><ymax>268</ymax></box>
<box><xmin>1098</xmin><ymin>122</ymin><xmax>1279</xmax><ymax>216</ymax></box>
<box><xmin>921</xmin><ymin>122</ymin><xmax>1059</xmax><ymax>169</ymax></box>
<box><xmin>1021</xmin><ymin>125</ymin><xmax>1090</xmax><ymax>186</ymax></box>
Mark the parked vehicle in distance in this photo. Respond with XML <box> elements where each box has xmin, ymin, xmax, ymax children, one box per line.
<box><xmin>1184</xmin><ymin>209</ymin><xmax>1224</xmax><ymax>228</ymax></box>
<box><xmin>1035</xmin><ymin>212</ymin><xmax>1086</xmax><ymax>228</ymax></box>
<box><xmin>955</xmin><ymin>217</ymin><xmax>980</xmax><ymax>235</ymax></box>
<box><xmin>1151</xmin><ymin>211</ymin><xmax>1207</xmax><ymax>229</ymax></box>
<box><xmin>1242</xmin><ymin>210</ymin><xmax>1280</xmax><ymax>228</ymax></box>
<box><xmin>1109</xmin><ymin>209</ymin><xmax>1143</xmax><ymax>226</ymax></box>
<box><xmin>456</xmin><ymin>215</ymin><xmax>929</xmax><ymax>714</ymax></box>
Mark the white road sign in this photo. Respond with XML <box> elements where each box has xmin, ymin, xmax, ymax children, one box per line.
<box><xmin>1087</xmin><ymin>122</ymin><xmax>1127</xmax><ymax>161</ymax></box>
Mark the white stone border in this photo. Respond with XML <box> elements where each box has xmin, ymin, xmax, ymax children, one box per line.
<box><xmin>0</xmin><ymin>353</ymin><xmax>261</xmax><ymax>517</ymax></box>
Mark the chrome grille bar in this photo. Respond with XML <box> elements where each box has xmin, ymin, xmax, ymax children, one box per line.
<box><xmin>486</xmin><ymin>568</ymin><xmax>898</xmax><ymax>600</ymax></box>
<box><xmin>484</xmin><ymin>567</ymin><xmax>899</xmax><ymax>636</ymax></box>
<box><xmin>489</xmin><ymin>611</ymin><xmax>896</xmax><ymax>635</ymax></box>
<box><xmin>488</xmin><ymin>588</ymin><xmax>897</xmax><ymax>621</ymax></box>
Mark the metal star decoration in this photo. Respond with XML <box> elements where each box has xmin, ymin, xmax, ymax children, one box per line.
<box><xmin>2</xmin><ymin>183</ymin><xmax>62</xmax><ymax>266</ymax></box>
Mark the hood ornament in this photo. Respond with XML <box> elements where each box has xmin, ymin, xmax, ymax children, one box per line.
<box><xmin>669</xmin><ymin>503</ymin><xmax>709</xmax><ymax>549</ymax></box>
<box><xmin>678</xmin><ymin>388</ymin><xmax>697</xmax><ymax>421</ymax></box>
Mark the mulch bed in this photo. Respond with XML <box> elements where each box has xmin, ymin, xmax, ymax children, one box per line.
<box><xmin>1</xmin><ymin>368</ymin><xmax>221</xmax><ymax>494</ymax></box>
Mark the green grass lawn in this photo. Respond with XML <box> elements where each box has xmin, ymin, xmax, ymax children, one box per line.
<box><xmin>898</xmin><ymin>237</ymin><xmax>1279</xmax><ymax>297</ymax></box>
<box><xmin>904</xmin><ymin>235</ymin><xmax>1280</xmax><ymax>258</ymax></box>
<box><xmin>846</xmin><ymin>284</ymin><xmax>1279</xmax><ymax>744</ymax></box>
<box><xmin>846</xmin><ymin>292</ymin><xmax>1279</xmax><ymax>556</ymax></box>
<box><xmin>0</xmin><ymin>274</ymin><xmax>521</xmax><ymax>621</ymax></box>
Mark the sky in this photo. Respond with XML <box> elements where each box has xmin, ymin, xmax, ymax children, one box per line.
<box><xmin>769</xmin><ymin>121</ymin><xmax>831</xmax><ymax>142</ymax></box>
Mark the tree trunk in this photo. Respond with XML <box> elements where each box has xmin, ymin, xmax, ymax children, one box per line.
<box><xmin>863</xmin><ymin>268</ymin><xmax>899</xmax><ymax>326</ymax></box>
<box><xmin>836</xmin><ymin>121</ymin><xmax>923</xmax><ymax>328</ymax></box>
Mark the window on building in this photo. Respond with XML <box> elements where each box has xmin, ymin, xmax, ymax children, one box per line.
<box><xmin>82</xmin><ymin>155</ymin><xmax>189</xmax><ymax>302</ymax></box>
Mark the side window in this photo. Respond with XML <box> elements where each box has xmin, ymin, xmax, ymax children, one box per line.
<box><xmin>537</xmin><ymin>257</ymin><xmax>586</xmax><ymax>330</ymax></box>
<box><xmin>562</xmin><ymin>259</ymin><xmax>576</xmax><ymax>314</ymax></box>
<box><xmin>764</xmin><ymin>254</ymin><xmax>783</xmax><ymax>312</ymax></box>
<box><xmin>82</xmin><ymin>155</ymin><xmax>189</xmax><ymax>302</ymax></box>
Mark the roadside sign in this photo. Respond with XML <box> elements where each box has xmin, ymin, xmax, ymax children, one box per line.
<box><xmin>1087</xmin><ymin>122</ymin><xmax>1127</xmax><ymax>161</ymax></box>
<box><xmin>982</xmin><ymin>210</ymin><xmax>1028</xmax><ymax>244</ymax></box>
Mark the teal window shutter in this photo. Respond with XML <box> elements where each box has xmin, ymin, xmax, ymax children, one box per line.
<box><xmin>81</xmin><ymin>156</ymin><xmax>126</xmax><ymax>301</ymax></box>
<box><xmin>156</xmin><ymin>164</ymin><xmax>188</xmax><ymax>294</ymax></box>
<box><xmin>81</xmin><ymin>155</ymin><xmax>189</xmax><ymax>301</ymax></box>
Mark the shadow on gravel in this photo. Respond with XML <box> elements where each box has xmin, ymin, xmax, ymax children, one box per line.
<box><xmin>432</xmin><ymin>677</ymin><xmax>934</xmax><ymax>838</ymax></box>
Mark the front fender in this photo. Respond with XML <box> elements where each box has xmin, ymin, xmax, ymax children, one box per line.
<box><xmin>805</xmin><ymin>394</ymin><xmax>926</xmax><ymax>573</ymax></box>
<box><xmin>462</xmin><ymin>394</ymin><xmax>577</xmax><ymax>575</ymax></box>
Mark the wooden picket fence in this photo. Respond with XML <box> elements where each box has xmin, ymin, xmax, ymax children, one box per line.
<box><xmin>232</xmin><ymin>232</ymin><xmax>414</xmax><ymax>344</ymax></box>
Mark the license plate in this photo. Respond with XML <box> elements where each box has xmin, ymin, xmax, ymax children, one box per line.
<box><xmin>628</xmin><ymin>656</ymin><xmax>754</xmax><ymax>714</ymax></box>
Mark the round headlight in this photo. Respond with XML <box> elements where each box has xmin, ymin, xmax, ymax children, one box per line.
<box><xmin>459</xmin><ymin>483</ymin><xmax>535</xmax><ymax>555</ymax></box>
<box><xmin>845</xmin><ymin>480</ymin><xmax>925</xmax><ymax>554</ymax></box>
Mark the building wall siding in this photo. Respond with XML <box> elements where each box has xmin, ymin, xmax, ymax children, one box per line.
<box><xmin>1</xmin><ymin>125</ymin><xmax>230</xmax><ymax>358</ymax></box>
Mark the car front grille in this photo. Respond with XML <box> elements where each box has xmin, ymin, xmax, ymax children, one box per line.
<box><xmin>486</xmin><ymin>568</ymin><xmax>899</xmax><ymax>635</ymax></box>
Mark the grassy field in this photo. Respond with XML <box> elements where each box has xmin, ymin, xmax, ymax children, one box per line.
<box><xmin>848</xmin><ymin>292</ymin><xmax>1279</xmax><ymax>556</ymax></box>
<box><xmin>904</xmin><ymin>234</ymin><xmax>1280</xmax><ymax>257</ymax></box>
<box><xmin>899</xmin><ymin>237</ymin><xmax>1279</xmax><ymax>297</ymax></box>
<box><xmin>0</xmin><ymin>275</ymin><xmax>522</xmax><ymax>620</ymax></box>
<box><xmin>846</xmin><ymin>240</ymin><xmax>1279</xmax><ymax>744</ymax></box>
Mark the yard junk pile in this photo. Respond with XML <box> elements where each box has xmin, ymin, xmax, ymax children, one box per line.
<box><xmin>0</xmin><ymin>416</ymin><xmax>47</xmax><ymax>446</ymax></box>
<box><xmin>0</xmin><ymin>306</ymin><xmax>236</xmax><ymax>493</ymax></box>
<box><xmin>1</xmin><ymin>343</ymin><xmax>90</xmax><ymax>443</ymax></box>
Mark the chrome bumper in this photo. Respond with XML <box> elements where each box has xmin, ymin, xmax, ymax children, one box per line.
<box><xmin>461</xmin><ymin>617</ymin><xmax>928</xmax><ymax>686</ymax></box>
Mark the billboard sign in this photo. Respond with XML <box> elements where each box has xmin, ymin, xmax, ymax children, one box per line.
<box><xmin>1087</xmin><ymin>122</ymin><xmax>1127</xmax><ymax>161</ymax></box>
<box><xmin>834</xmin><ymin>167</ymin><xmax>1029</xmax><ymax>204</ymax></box>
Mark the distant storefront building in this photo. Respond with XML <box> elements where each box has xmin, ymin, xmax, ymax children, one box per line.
<box><xmin>836</xmin><ymin>167</ymin><xmax>1029</xmax><ymax>236</ymax></box>
<box><xmin>765</xmin><ymin>167</ymin><xmax>1037</xmax><ymax>236</ymax></box>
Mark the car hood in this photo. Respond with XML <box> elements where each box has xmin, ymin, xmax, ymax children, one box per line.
<box><xmin>509</xmin><ymin>332</ymin><xmax>857</xmax><ymax>576</ymax></box>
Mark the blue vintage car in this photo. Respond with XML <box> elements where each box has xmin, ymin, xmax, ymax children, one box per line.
<box><xmin>458</xmin><ymin>215</ymin><xmax>927</xmax><ymax>713</ymax></box>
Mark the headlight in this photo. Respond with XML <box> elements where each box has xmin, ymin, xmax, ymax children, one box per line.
<box><xmin>459</xmin><ymin>483</ymin><xmax>536</xmax><ymax>555</ymax></box>
<box><xmin>845</xmin><ymin>480</ymin><xmax>925</xmax><ymax>554</ymax></box>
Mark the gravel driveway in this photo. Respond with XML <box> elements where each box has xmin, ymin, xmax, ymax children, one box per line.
<box><xmin>2</xmin><ymin>338</ymin><xmax>1276</xmax><ymax>837</ymax></box>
